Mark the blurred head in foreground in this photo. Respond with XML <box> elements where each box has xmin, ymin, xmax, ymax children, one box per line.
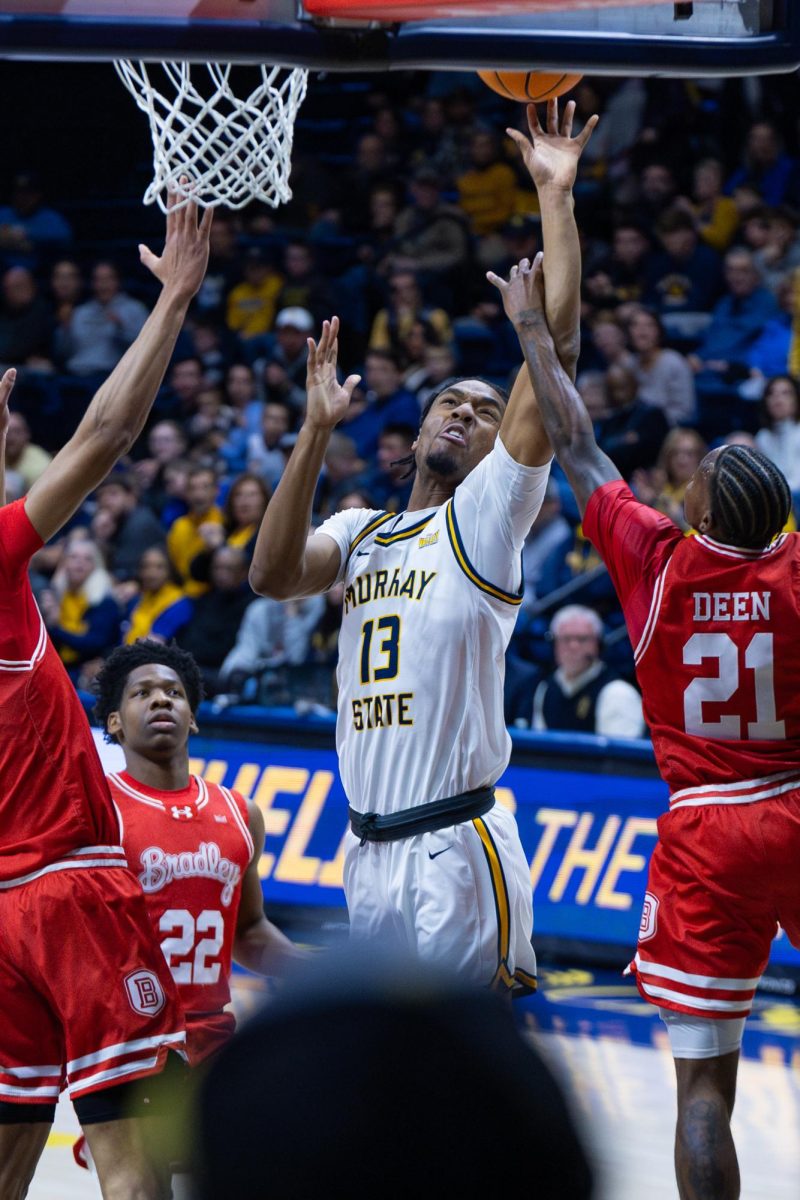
<box><xmin>192</xmin><ymin>952</ymin><xmax>593</xmax><ymax>1199</ymax></box>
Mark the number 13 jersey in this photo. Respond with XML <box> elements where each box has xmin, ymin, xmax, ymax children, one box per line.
<box><xmin>316</xmin><ymin>438</ymin><xmax>550</xmax><ymax>816</ymax></box>
<box><xmin>584</xmin><ymin>480</ymin><xmax>800</xmax><ymax>809</ymax></box>
<box><xmin>107</xmin><ymin>771</ymin><xmax>254</xmax><ymax>1063</ymax></box>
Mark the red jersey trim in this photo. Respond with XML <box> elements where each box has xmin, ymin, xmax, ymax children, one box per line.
<box><xmin>669</xmin><ymin>768</ymin><xmax>800</xmax><ymax>810</ymax></box>
<box><xmin>0</xmin><ymin>612</ymin><xmax>46</xmax><ymax>671</ymax></box>
<box><xmin>694</xmin><ymin>532</ymin><xmax>787</xmax><ymax>560</ymax></box>
<box><xmin>0</xmin><ymin>845</ymin><xmax>128</xmax><ymax>890</ymax></box>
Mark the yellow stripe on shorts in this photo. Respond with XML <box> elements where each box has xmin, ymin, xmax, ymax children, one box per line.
<box><xmin>473</xmin><ymin>816</ymin><xmax>512</xmax><ymax>988</ymax></box>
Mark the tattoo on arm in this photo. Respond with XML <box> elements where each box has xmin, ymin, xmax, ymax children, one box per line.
<box><xmin>515</xmin><ymin>319</ymin><xmax>621</xmax><ymax>515</ymax></box>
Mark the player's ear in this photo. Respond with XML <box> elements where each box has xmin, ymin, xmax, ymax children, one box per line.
<box><xmin>106</xmin><ymin>712</ymin><xmax>122</xmax><ymax>740</ymax></box>
<box><xmin>189</xmin><ymin>714</ymin><xmax>199</xmax><ymax>735</ymax></box>
<box><xmin>697</xmin><ymin>504</ymin><xmax>715</xmax><ymax>534</ymax></box>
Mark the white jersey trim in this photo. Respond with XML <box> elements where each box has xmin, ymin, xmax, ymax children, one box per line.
<box><xmin>634</xmin><ymin>954</ymin><xmax>761</xmax><ymax>991</ymax></box>
<box><xmin>108</xmin><ymin>772</ymin><xmax>209</xmax><ymax>813</ymax></box>
<box><xmin>0</xmin><ymin>1082</ymin><xmax>61</xmax><ymax>1099</ymax></box>
<box><xmin>633</xmin><ymin>558</ymin><xmax>670</xmax><ymax>665</ymax></box>
<box><xmin>0</xmin><ymin>846</ymin><xmax>128</xmax><ymax>890</ymax></box>
<box><xmin>67</xmin><ymin>1031</ymin><xmax>186</xmax><ymax>1075</ymax></box>
<box><xmin>694</xmin><ymin>532</ymin><xmax>787</xmax><ymax>561</ymax></box>
<box><xmin>64</xmin><ymin>844</ymin><xmax>126</xmax><ymax>857</ymax></box>
<box><xmin>1</xmin><ymin>1062</ymin><xmax>61</xmax><ymax>1078</ymax></box>
<box><xmin>220</xmin><ymin>786</ymin><xmax>254</xmax><ymax>859</ymax></box>
<box><xmin>68</xmin><ymin>1041</ymin><xmax>186</xmax><ymax>1098</ymax></box>
<box><xmin>0</xmin><ymin>612</ymin><xmax>47</xmax><ymax>672</ymax></box>
<box><xmin>638</xmin><ymin>979</ymin><xmax>753</xmax><ymax>1014</ymax></box>
<box><xmin>669</xmin><ymin>769</ymin><xmax>800</xmax><ymax>810</ymax></box>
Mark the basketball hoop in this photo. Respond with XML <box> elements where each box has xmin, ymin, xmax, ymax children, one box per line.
<box><xmin>114</xmin><ymin>60</ymin><xmax>309</xmax><ymax>212</ymax></box>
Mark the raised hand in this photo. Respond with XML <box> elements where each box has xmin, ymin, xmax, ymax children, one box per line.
<box><xmin>508</xmin><ymin>98</ymin><xmax>598</xmax><ymax>193</ymax></box>
<box><xmin>487</xmin><ymin>253</ymin><xmax>551</xmax><ymax>333</ymax></box>
<box><xmin>139</xmin><ymin>180</ymin><xmax>213</xmax><ymax>304</ymax></box>
<box><xmin>305</xmin><ymin>316</ymin><xmax>362</xmax><ymax>431</ymax></box>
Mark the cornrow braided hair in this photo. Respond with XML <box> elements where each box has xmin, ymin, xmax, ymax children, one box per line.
<box><xmin>710</xmin><ymin>445</ymin><xmax>791</xmax><ymax>550</ymax></box>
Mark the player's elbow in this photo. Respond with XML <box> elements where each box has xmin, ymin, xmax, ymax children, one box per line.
<box><xmin>557</xmin><ymin>337</ymin><xmax>580</xmax><ymax>383</ymax></box>
<box><xmin>85</xmin><ymin>417</ymin><xmax>133</xmax><ymax>462</ymax></box>
<box><xmin>555</xmin><ymin>428</ymin><xmax>599</xmax><ymax>474</ymax></box>
<box><xmin>248</xmin><ymin>561</ymin><xmax>295</xmax><ymax>600</ymax></box>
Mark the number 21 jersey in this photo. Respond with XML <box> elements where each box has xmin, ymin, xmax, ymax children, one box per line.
<box><xmin>584</xmin><ymin>480</ymin><xmax>800</xmax><ymax>808</ymax></box>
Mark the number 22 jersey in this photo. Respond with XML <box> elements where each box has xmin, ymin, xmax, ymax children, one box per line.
<box><xmin>583</xmin><ymin>480</ymin><xmax>800</xmax><ymax>808</ymax></box>
<box><xmin>108</xmin><ymin>771</ymin><xmax>254</xmax><ymax>1063</ymax></box>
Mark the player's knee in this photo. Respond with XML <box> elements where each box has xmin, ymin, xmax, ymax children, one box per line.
<box><xmin>93</xmin><ymin>1173</ymin><xmax>169</xmax><ymax>1200</ymax></box>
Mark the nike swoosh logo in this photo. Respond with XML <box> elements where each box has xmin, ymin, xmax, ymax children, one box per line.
<box><xmin>356</xmin><ymin>550</ymin><xmax>369</xmax><ymax>557</ymax></box>
<box><xmin>428</xmin><ymin>846</ymin><xmax>452</xmax><ymax>860</ymax></box>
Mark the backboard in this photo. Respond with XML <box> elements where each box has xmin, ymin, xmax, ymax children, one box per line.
<box><xmin>0</xmin><ymin>1</ymin><xmax>797</xmax><ymax>76</ymax></box>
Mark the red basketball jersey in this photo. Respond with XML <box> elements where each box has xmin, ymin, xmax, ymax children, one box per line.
<box><xmin>0</xmin><ymin>500</ymin><xmax>122</xmax><ymax>884</ymax></box>
<box><xmin>108</xmin><ymin>771</ymin><xmax>254</xmax><ymax>1063</ymax></box>
<box><xmin>584</xmin><ymin>481</ymin><xmax>800</xmax><ymax>806</ymax></box>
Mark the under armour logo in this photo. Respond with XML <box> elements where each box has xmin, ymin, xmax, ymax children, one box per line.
<box><xmin>171</xmin><ymin>805</ymin><xmax>195</xmax><ymax>820</ymax></box>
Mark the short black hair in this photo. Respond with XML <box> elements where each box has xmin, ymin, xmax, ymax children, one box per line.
<box><xmin>711</xmin><ymin>445</ymin><xmax>791</xmax><ymax>549</ymax></box>
<box><xmin>381</xmin><ymin>378</ymin><xmax>511</xmax><ymax>479</ymax></box>
<box><xmin>94</xmin><ymin>640</ymin><xmax>204</xmax><ymax>743</ymax></box>
<box><xmin>420</xmin><ymin>377</ymin><xmax>510</xmax><ymax>425</ymax></box>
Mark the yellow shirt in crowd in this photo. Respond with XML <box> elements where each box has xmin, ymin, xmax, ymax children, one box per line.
<box><xmin>167</xmin><ymin>506</ymin><xmax>225</xmax><ymax>597</ymax></box>
<box><xmin>226</xmin><ymin>275</ymin><xmax>284</xmax><ymax>338</ymax></box>
<box><xmin>125</xmin><ymin>583</ymin><xmax>187</xmax><ymax>645</ymax></box>
<box><xmin>457</xmin><ymin>162</ymin><xmax>517</xmax><ymax>237</ymax></box>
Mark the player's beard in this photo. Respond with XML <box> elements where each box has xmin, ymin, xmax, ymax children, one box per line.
<box><xmin>425</xmin><ymin>448</ymin><xmax>460</xmax><ymax>478</ymax></box>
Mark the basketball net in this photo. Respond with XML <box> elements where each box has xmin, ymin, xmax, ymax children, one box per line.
<box><xmin>115</xmin><ymin>60</ymin><xmax>308</xmax><ymax>212</ymax></box>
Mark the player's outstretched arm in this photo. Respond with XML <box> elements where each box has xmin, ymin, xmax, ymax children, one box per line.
<box><xmin>0</xmin><ymin>368</ymin><xmax>14</xmax><ymax>506</ymax></box>
<box><xmin>497</xmin><ymin>99</ymin><xmax>599</xmax><ymax>467</ymax></box>
<box><xmin>249</xmin><ymin>315</ymin><xmax>361</xmax><ymax>600</ymax></box>
<box><xmin>509</xmin><ymin>98</ymin><xmax>598</xmax><ymax>380</ymax></box>
<box><xmin>24</xmin><ymin>190</ymin><xmax>212</xmax><ymax>544</ymax></box>
<box><xmin>490</xmin><ymin>254</ymin><xmax>621</xmax><ymax>515</ymax></box>
<box><xmin>233</xmin><ymin>803</ymin><xmax>307</xmax><ymax>976</ymax></box>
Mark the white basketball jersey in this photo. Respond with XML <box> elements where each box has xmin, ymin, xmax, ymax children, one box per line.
<box><xmin>316</xmin><ymin>437</ymin><xmax>550</xmax><ymax>815</ymax></box>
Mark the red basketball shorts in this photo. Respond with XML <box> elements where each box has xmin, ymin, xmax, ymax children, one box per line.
<box><xmin>629</xmin><ymin>791</ymin><xmax>800</xmax><ymax>1019</ymax></box>
<box><xmin>0</xmin><ymin>863</ymin><xmax>186</xmax><ymax>1105</ymax></box>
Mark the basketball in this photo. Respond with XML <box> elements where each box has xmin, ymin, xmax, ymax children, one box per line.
<box><xmin>477</xmin><ymin>69</ymin><xmax>583</xmax><ymax>103</ymax></box>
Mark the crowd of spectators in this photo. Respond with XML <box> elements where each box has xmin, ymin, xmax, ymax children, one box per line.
<box><xmin>6</xmin><ymin>70</ymin><xmax>800</xmax><ymax>737</ymax></box>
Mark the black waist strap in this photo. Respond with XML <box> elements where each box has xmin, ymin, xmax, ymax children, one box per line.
<box><xmin>349</xmin><ymin>786</ymin><xmax>495</xmax><ymax>845</ymax></box>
